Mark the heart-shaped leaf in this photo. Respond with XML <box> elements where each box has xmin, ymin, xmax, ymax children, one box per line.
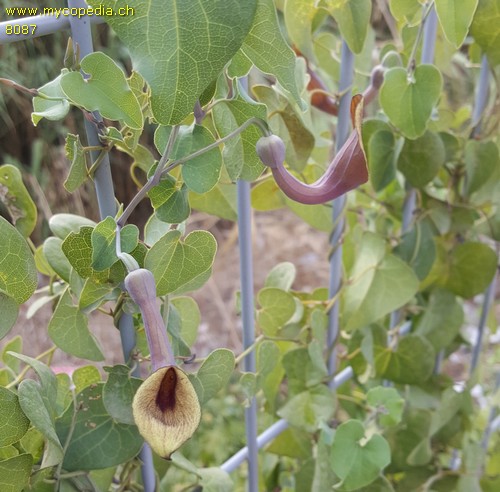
<box><xmin>88</xmin><ymin>0</ymin><xmax>257</xmax><ymax>124</ymax></box>
<box><xmin>343</xmin><ymin>233</ymin><xmax>419</xmax><ymax>331</ymax></box>
<box><xmin>375</xmin><ymin>334</ymin><xmax>435</xmax><ymax>384</ymax></box>
<box><xmin>257</xmin><ymin>287</ymin><xmax>296</xmax><ymax>336</ymax></box>
<box><xmin>56</xmin><ymin>383</ymin><xmax>142</xmax><ymax>470</ymax></box>
<box><xmin>330</xmin><ymin>420</ymin><xmax>391</xmax><ymax>491</ymax></box>
<box><xmin>380</xmin><ymin>65</ymin><xmax>442</xmax><ymax>139</ymax></box>
<box><xmin>61</xmin><ymin>52</ymin><xmax>143</xmax><ymax>129</ymax></box>
<box><xmin>188</xmin><ymin>349</ymin><xmax>235</xmax><ymax>404</ymax></box>
<box><xmin>397</xmin><ymin>131</ymin><xmax>445</xmax><ymax>187</ymax></box>
<box><xmin>435</xmin><ymin>0</ymin><xmax>479</xmax><ymax>47</ymax></box>
<box><xmin>145</xmin><ymin>230</ymin><xmax>217</xmax><ymax>296</ymax></box>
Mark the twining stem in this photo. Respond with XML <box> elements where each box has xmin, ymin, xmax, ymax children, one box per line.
<box><xmin>159</xmin><ymin>117</ymin><xmax>271</xmax><ymax>174</ymax></box>
<box><xmin>234</xmin><ymin>335</ymin><xmax>265</xmax><ymax>365</ymax></box>
<box><xmin>116</xmin><ymin>125</ymin><xmax>180</xmax><ymax>227</ymax></box>
<box><xmin>406</xmin><ymin>1</ymin><xmax>436</xmax><ymax>74</ymax></box>
<box><xmin>117</xmin><ymin>118</ymin><xmax>270</xmax><ymax>228</ymax></box>
<box><xmin>87</xmin><ymin>148</ymin><xmax>110</xmax><ymax>177</ymax></box>
<box><xmin>55</xmin><ymin>390</ymin><xmax>80</xmax><ymax>483</ymax></box>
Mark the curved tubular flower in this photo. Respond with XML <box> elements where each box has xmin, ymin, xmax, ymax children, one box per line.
<box><xmin>259</xmin><ymin>95</ymin><xmax>368</xmax><ymax>205</ymax></box>
<box><xmin>132</xmin><ymin>365</ymin><xmax>201</xmax><ymax>460</ymax></box>
<box><xmin>124</xmin><ymin>268</ymin><xmax>175</xmax><ymax>371</ymax></box>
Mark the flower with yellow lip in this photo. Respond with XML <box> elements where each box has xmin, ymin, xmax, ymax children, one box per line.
<box><xmin>132</xmin><ymin>365</ymin><xmax>201</xmax><ymax>459</ymax></box>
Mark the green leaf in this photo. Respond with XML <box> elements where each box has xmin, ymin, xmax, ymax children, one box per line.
<box><xmin>0</xmin><ymin>388</ymin><xmax>30</xmax><ymax>447</ymax></box>
<box><xmin>267</xmin><ymin>427</ymin><xmax>312</xmax><ymax>459</ymax></box>
<box><xmin>265</xmin><ymin>262</ymin><xmax>297</xmax><ymax>291</ymax></box>
<box><xmin>241</xmin><ymin>0</ymin><xmax>304</xmax><ymax>108</ymax></box>
<box><xmin>278</xmin><ymin>385</ymin><xmax>335</xmax><ymax>433</ymax></box>
<box><xmin>367</xmin><ymin>130</ymin><xmax>397</xmax><ymax>192</ymax></box>
<box><xmin>282</xmin><ymin>344</ymin><xmax>328</xmax><ymax>395</ymax></box>
<box><xmin>257</xmin><ymin>340</ymin><xmax>285</xmax><ymax>412</ymax></box>
<box><xmin>0</xmin><ymin>292</ymin><xmax>18</xmax><ymax>340</ymax></box>
<box><xmin>343</xmin><ymin>233</ymin><xmax>419</xmax><ymax>331</ymax></box>
<box><xmin>330</xmin><ymin>420</ymin><xmax>390</xmax><ymax>491</ymax></box>
<box><xmin>0</xmin><ymin>216</ymin><xmax>37</xmax><ymax>304</ymax></box>
<box><xmin>18</xmin><ymin>379</ymin><xmax>63</xmax><ymax>468</ymax></box>
<box><xmin>62</xmin><ymin>226</ymin><xmax>127</xmax><ymax>284</ymax></box>
<box><xmin>63</xmin><ymin>134</ymin><xmax>87</xmax><ymax>192</ymax></box>
<box><xmin>375</xmin><ymin>334</ymin><xmax>435</xmax><ymax>384</ymax></box>
<box><xmin>148</xmin><ymin>175</ymin><xmax>190</xmax><ymax>224</ymax></box>
<box><xmin>212</xmin><ymin>98</ymin><xmax>267</xmax><ymax>181</ymax></box>
<box><xmin>32</xmin><ymin>72</ymin><xmax>70</xmax><ymax>125</ymax></box>
<box><xmin>441</xmin><ymin>242</ymin><xmax>497</xmax><ymax>298</ymax></box>
<box><xmin>380</xmin><ymin>65</ymin><xmax>442</xmax><ymax>139</ymax></box>
<box><xmin>464</xmin><ymin>140</ymin><xmax>500</xmax><ymax>195</ymax></box>
<box><xmin>145</xmin><ymin>230</ymin><xmax>217</xmax><ymax>296</ymax></box>
<box><xmin>394</xmin><ymin>220</ymin><xmax>436</xmax><ymax>281</ymax></box>
<box><xmin>386</xmin><ymin>408</ymin><xmax>432</xmax><ymax>469</ymax></box>
<box><xmin>414</xmin><ymin>289</ymin><xmax>463</xmax><ymax>351</ymax></box>
<box><xmin>251</xmin><ymin>176</ymin><xmax>285</xmax><ymax>211</ymax></box>
<box><xmin>199</xmin><ymin>467</ymin><xmax>234</xmax><ymax>492</ymax></box>
<box><xmin>103</xmin><ymin>365</ymin><xmax>142</xmax><ymax>425</ymax></box>
<box><xmin>253</xmin><ymin>85</ymin><xmax>314</xmax><ymax>172</ymax></box>
<box><xmin>91</xmin><ymin>217</ymin><xmax>139</xmax><ymax>271</ymax></box>
<box><xmin>189</xmin><ymin>183</ymin><xmax>238</xmax><ymax>221</ymax></box>
<box><xmin>257</xmin><ymin>287</ymin><xmax>296</xmax><ymax>336</ymax></box>
<box><xmin>470</xmin><ymin>0</ymin><xmax>500</xmax><ymax>66</ymax></box>
<box><xmin>88</xmin><ymin>0</ymin><xmax>257</xmax><ymax>124</ymax></box>
<box><xmin>0</xmin><ymin>453</ymin><xmax>33</xmax><ymax>492</ymax></box>
<box><xmin>389</xmin><ymin>0</ymin><xmax>422</xmax><ymax>25</ymax></box>
<box><xmin>49</xmin><ymin>214</ymin><xmax>96</xmax><ymax>240</ymax></box>
<box><xmin>78</xmin><ymin>278</ymin><xmax>115</xmax><ymax>312</ymax></box>
<box><xmin>43</xmin><ymin>237</ymin><xmax>72</xmax><ymax>282</ymax></box>
<box><xmin>190</xmin><ymin>349</ymin><xmax>235</xmax><ymax>404</ymax></box>
<box><xmin>284</xmin><ymin>0</ymin><xmax>318</xmax><ymax>62</ymax></box>
<box><xmin>397</xmin><ymin>131</ymin><xmax>445</xmax><ymax>187</ymax></box>
<box><xmin>285</xmin><ymin>199</ymin><xmax>333</xmax><ymax>232</ymax></box>
<box><xmin>8</xmin><ymin>353</ymin><xmax>58</xmax><ymax>400</ymax></box>
<box><xmin>1</xmin><ymin>337</ymin><xmax>22</xmax><ymax>373</ymax></box>
<box><xmin>61</xmin><ymin>52</ymin><xmax>143</xmax><ymax>129</ymax></box>
<box><xmin>72</xmin><ymin>365</ymin><xmax>101</xmax><ymax>395</ymax></box>
<box><xmin>435</xmin><ymin>0</ymin><xmax>479</xmax><ymax>47</ymax></box>
<box><xmin>56</xmin><ymin>383</ymin><xmax>143</xmax><ymax>471</ymax></box>
<box><xmin>168</xmin><ymin>296</ymin><xmax>200</xmax><ymax>355</ymax></box>
<box><xmin>328</xmin><ymin>0</ymin><xmax>372</xmax><ymax>54</ymax></box>
<box><xmin>48</xmin><ymin>289</ymin><xmax>104</xmax><ymax>361</ymax></box>
<box><xmin>0</xmin><ymin>164</ymin><xmax>37</xmax><ymax>237</ymax></box>
<box><xmin>366</xmin><ymin>387</ymin><xmax>404</xmax><ymax>427</ymax></box>
<box><xmin>155</xmin><ymin>125</ymin><xmax>222</xmax><ymax>193</ymax></box>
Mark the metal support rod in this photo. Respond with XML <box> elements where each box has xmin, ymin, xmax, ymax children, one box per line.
<box><xmin>471</xmin><ymin>274</ymin><xmax>497</xmax><ymax>374</ymax></box>
<box><xmin>326</xmin><ymin>41</ymin><xmax>354</xmax><ymax>383</ymax></box>
<box><xmin>471</xmin><ymin>55</ymin><xmax>491</xmax><ymax>138</ymax></box>
<box><xmin>67</xmin><ymin>2</ymin><xmax>155</xmax><ymax>489</ymax></box>
<box><xmin>237</xmin><ymin>179</ymin><xmax>258</xmax><ymax>492</ymax></box>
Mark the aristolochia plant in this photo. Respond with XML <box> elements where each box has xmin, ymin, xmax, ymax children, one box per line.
<box><xmin>0</xmin><ymin>0</ymin><xmax>499</xmax><ymax>491</ymax></box>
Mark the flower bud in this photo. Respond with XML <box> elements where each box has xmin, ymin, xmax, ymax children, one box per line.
<box><xmin>256</xmin><ymin>135</ymin><xmax>286</xmax><ymax>168</ymax></box>
<box><xmin>132</xmin><ymin>366</ymin><xmax>201</xmax><ymax>459</ymax></box>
